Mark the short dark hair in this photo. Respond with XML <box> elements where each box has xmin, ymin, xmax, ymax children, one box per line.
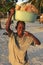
<box><xmin>15</xmin><ymin>21</ymin><xmax>25</xmax><ymax>30</ymax></box>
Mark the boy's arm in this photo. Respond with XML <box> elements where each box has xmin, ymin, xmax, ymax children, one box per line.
<box><xmin>6</xmin><ymin>8</ymin><xmax>15</xmax><ymax>36</ymax></box>
<box><xmin>25</xmin><ymin>31</ymin><xmax>41</xmax><ymax>45</ymax></box>
<box><xmin>31</xmin><ymin>35</ymin><xmax>41</xmax><ymax>45</ymax></box>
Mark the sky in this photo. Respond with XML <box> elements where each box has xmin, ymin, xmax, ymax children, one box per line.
<box><xmin>15</xmin><ymin>0</ymin><xmax>29</xmax><ymax>2</ymax></box>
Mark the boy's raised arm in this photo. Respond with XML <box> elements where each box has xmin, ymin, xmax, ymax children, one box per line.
<box><xmin>6</xmin><ymin>8</ymin><xmax>15</xmax><ymax>36</ymax></box>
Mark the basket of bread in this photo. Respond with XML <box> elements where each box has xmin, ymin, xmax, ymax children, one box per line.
<box><xmin>14</xmin><ymin>2</ymin><xmax>39</xmax><ymax>22</ymax></box>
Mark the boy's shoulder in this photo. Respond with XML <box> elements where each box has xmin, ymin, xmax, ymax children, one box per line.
<box><xmin>24</xmin><ymin>31</ymin><xmax>32</xmax><ymax>36</ymax></box>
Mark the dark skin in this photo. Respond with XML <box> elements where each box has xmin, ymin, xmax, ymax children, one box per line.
<box><xmin>6</xmin><ymin>8</ymin><xmax>41</xmax><ymax>45</ymax></box>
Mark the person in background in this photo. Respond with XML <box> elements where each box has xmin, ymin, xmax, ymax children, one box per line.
<box><xmin>6</xmin><ymin>8</ymin><xmax>41</xmax><ymax>65</ymax></box>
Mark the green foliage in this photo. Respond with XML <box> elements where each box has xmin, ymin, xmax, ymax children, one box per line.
<box><xmin>0</xmin><ymin>2</ymin><xmax>15</xmax><ymax>13</ymax></box>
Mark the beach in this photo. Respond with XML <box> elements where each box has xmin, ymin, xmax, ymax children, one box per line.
<box><xmin>0</xmin><ymin>20</ymin><xmax>43</xmax><ymax>65</ymax></box>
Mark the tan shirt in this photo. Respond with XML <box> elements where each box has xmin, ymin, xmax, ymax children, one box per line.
<box><xmin>8</xmin><ymin>33</ymin><xmax>33</xmax><ymax>65</ymax></box>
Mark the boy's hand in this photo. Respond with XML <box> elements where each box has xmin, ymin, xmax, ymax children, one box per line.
<box><xmin>9</xmin><ymin>7</ymin><xmax>15</xmax><ymax>16</ymax></box>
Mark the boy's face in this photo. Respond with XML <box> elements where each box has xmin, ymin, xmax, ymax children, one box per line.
<box><xmin>17</xmin><ymin>22</ymin><xmax>24</xmax><ymax>37</ymax></box>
